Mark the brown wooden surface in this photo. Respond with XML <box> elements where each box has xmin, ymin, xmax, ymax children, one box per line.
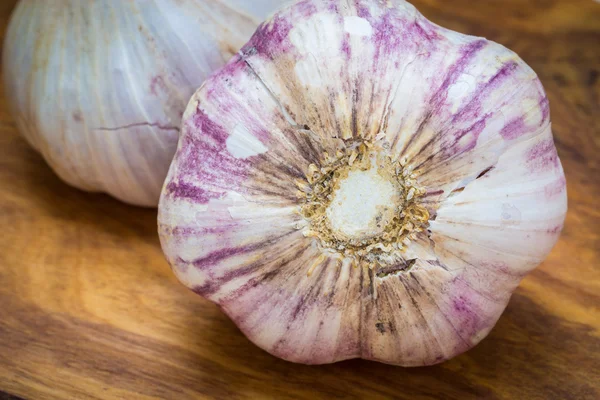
<box><xmin>1</xmin><ymin>1</ymin><xmax>599</xmax><ymax>399</ymax></box>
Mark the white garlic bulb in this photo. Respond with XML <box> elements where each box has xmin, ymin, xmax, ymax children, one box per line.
<box><xmin>3</xmin><ymin>0</ymin><xmax>283</xmax><ymax>206</ymax></box>
<box><xmin>158</xmin><ymin>0</ymin><xmax>567</xmax><ymax>366</ymax></box>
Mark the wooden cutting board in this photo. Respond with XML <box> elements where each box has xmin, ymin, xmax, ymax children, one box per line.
<box><xmin>1</xmin><ymin>1</ymin><xmax>598</xmax><ymax>399</ymax></box>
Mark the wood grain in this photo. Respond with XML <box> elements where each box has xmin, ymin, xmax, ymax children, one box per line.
<box><xmin>1</xmin><ymin>0</ymin><xmax>598</xmax><ymax>399</ymax></box>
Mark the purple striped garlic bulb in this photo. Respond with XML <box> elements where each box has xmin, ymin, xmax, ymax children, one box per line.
<box><xmin>158</xmin><ymin>0</ymin><xmax>567</xmax><ymax>366</ymax></box>
<box><xmin>3</xmin><ymin>0</ymin><xmax>283</xmax><ymax>207</ymax></box>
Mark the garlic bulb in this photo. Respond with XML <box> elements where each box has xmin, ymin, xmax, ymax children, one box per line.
<box><xmin>158</xmin><ymin>0</ymin><xmax>567</xmax><ymax>366</ymax></box>
<box><xmin>3</xmin><ymin>0</ymin><xmax>283</xmax><ymax>206</ymax></box>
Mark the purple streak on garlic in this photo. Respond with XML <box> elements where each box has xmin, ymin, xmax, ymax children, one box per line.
<box><xmin>2</xmin><ymin>0</ymin><xmax>283</xmax><ymax>207</ymax></box>
<box><xmin>158</xmin><ymin>0</ymin><xmax>567</xmax><ymax>366</ymax></box>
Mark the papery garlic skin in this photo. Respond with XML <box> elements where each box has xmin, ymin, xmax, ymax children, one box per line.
<box><xmin>3</xmin><ymin>0</ymin><xmax>283</xmax><ymax>206</ymax></box>
<box><xmin>158</xmin><ymin>0</ymin><xmax>567</xmax><ymax>365</ymax></box>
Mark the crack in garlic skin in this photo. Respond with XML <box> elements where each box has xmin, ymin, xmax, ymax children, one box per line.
<box><xmin>158</xmin><ymin>0</ymin><xmax>567</xmax><ymax>366</ymax></box>
<box><xmin>297</xmin><ymin>140</ymin><xmax>429</xmax><ymax>269</ymax></box>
